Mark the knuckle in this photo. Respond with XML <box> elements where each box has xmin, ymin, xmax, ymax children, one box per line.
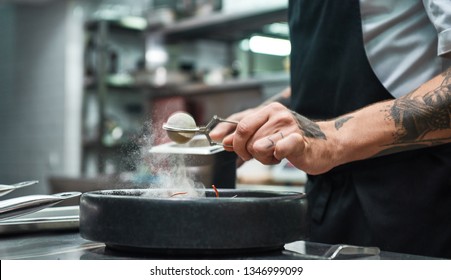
<box><xmin>252</xmin><ymin>138</ymin><xmax>268</xmax><ymax>152</ymax></box>
<box><xmin>251</xmin><ymin>141</ymin><xmax>278</xmax><ymax>165</ymax></box>
<box><xmin>281</xmin><ymin>110</ymin><xmax>294</xmax><ymax>120</ymax></box>
<box><xmin>278</xmin><ymin>111</ymin><xmax>296</xmax><ymax>126</ymax></box>
<box><xmin>234</xmin><ymin>121</ymin><xmax>251</xmax><ymax>138</ymax></box>
<box><xmin>246</xmin><ymin>141</ymin><xmax>256</xmax><ymax>155</ymax></box>
<box><xmin>251</xmin><ymin>146</ymin><xmax>265</xmax><ymax>159</ymax></box>
<box><xmin>266</xmin><ymin>102</ymin><xmax>285</xmax><ymax>111</ymax></box>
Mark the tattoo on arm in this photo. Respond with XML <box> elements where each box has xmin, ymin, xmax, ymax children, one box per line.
<box><xmin>376</xmin><ymin>67</ymin><xmax>451</xmax><ymax>156</ymax></box>
<box><xmin>443</xmin><ymin>66</ymin><xmax>451</xmax><ymax>85</ymax></box>
<box><xmin>291</xmin><ymin>111</ymin><xmax>327</xmax><ymax>140</ymax></box>
<box><xmin>335</xmin><ymin>116</ymin><xmax>354</xmax><ymax>130</ymax></box>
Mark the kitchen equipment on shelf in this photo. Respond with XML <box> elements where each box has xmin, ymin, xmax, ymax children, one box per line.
<box><xmin>79</xmin><ymin>189</ymin><xmax>307</xmax><ymax>255</ymax></box>
<box><xmin>162</xmin><ymin>112</ymin><xmax>238</xmax><ymax>146</ymax></box>
<box><xmin>0</xmin><ymin>181</ymin><xmax>39</xmax><ymax>197</ymax></box>
<box><xmin>0</xmin><ymin>192</ymin><xmax>81</xmax><ymax>221</ymax></box>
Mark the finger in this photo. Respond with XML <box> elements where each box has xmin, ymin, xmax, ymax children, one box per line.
<box><xmin>209</xmin><ymin>109</ymin><xmax>254</xmax><ymax>141</ymax></box>
<box><xmin>209</xmin><ymin>122</ymin><xmax>236</xmax><ymax>141</ymax></box>
<box><xmin>252</xmin><ymin>131</ymin><xmax>285</xmax><ymax>164</ymax></box>
<box><xmin>274</xmin><ymin>133</ymin><xmax>305</xmax><ymax>161</ymax></box>
<box><xmin>253</xmin><ymin>131</ymin><xmax>285</xmax><ymax>149</ymax></box>
<box><xmin>233</xmin><ymin>112</ymin><xmax>270</xmax><ymax>161</ymax></box>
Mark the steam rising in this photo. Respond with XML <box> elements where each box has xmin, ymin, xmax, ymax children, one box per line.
<box><xmin>144</xmin><ymin>156</ymin><xmax>206</xmax><ymax>199</ymax></box>
<box><xmin>130</xmin><ymin>120</ymin><xmax>206</xmax><ymax>199</ymax></box>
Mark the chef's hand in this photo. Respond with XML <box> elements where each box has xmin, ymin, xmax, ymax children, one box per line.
<box><xmin>209</xmin><ymin>108</ymin><xmax>258</xmax><ymax>167</ymax></box>
<box><xmin>210</xmin><ymin>87</ymin><xmax>292</xmax><ymax>142</ymax></box>
<box><xmin>209</xmin><ymin>107</ymin><xmax>257</xmax><ymax>143</ymax></box>
<box><xmin>221</xmin><ymin>102</ymin><xmax>339</xmax><ymax>175</ymax></box>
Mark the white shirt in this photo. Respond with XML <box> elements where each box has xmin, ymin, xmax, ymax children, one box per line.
<box><xmin>360</xmin><ymin>0</ymin><xmax>451</xmax><ymax>98</ymax></box>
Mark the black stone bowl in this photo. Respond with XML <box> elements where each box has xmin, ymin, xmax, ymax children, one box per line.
<box><xmin>79</xmin><ymin>189</ymin><xmax>307</xmax><ymax>255</ymax></box>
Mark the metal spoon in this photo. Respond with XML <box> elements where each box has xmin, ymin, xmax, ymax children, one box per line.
<box><xmin>163</xmin><ymin>112</ymin><xmax>238</xmax><ymax>146</ymax></box>
<box><xmin>0</xmin><ymin>181</ymin><xmax>39</xmax><ymax>197</ymax></box>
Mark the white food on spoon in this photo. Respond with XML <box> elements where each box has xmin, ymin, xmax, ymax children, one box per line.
<box><xmin>165</xmin><ymin>112</ymin><xmax>197</xmax><ymax>144</ymax></box>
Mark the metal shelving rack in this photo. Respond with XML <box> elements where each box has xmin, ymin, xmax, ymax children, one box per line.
<box><xmin>80</xmin><ymin>6</ymin><xmax>289</xmax><ymax>175</ymax></box>
<box><xmin>81</xmin><ymin>19</ymin><xmax>147</xmax><ymax>175</ymax></box>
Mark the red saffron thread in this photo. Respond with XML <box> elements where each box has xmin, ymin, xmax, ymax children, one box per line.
<box><xmin>211</xmin><ymin>185</ymin><xmax>219</xmax><ymax>198</ymax></box>
<box><xmin>170</xmin><ymin>192</ymin><xmax>188</xmax><ymax>197</ymax></box>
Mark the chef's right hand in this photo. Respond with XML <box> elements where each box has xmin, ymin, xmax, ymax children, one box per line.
<box><xmin>209</xmin><ymin>108</ymin><xmax>257</xmax><ymax>167</ymax></box>
<box><xmin>209</xmin><ymin>108</ymin><xmax>256</xmax><ymax>143</ymax></box>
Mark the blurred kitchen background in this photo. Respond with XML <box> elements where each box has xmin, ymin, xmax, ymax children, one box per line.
<box><xmin>0</xmin><ymin>0</ymin><xmax>306</xmax><ymax>198</ymax></box>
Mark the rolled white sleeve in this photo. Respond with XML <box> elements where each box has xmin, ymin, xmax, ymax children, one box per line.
<box><xmin>423</xmin><ymin>0</ymin><xmax>451</xmax><ymax>56</ymax></box>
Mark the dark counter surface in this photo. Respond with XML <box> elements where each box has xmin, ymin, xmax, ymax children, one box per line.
<box><xmin>0</xmin><ymin>230</ymin><xmax>437</xmax><ymax>260</ymax></box>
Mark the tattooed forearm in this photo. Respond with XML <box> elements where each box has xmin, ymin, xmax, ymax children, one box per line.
<box><xmin>386</xmin><ymin>67</ymin><xmax>451</xmax><ymax>145</ymax></box>
<box><xmin>442</xmin><ymin>66</ymin><xmax>451</xmax><ymax>86</ymax></box>
<box><xmin>291</xmin><ymin>111</ymin><xmax>327</xmax><ymax>140</ymax></box>
<box><xmin>372</xmin><ymin>70</ymin><xmax>451</xmax><ymax>158</ymax></box>
<box><xmin>335</xmin><ymin>116</ymin><xmax>354</xmax><ymax>130</ymax></box>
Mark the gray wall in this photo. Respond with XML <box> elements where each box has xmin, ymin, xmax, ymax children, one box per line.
<box><xmin>0</xmin><ymin>0</ymin><xmax>83</xmax><ymax>196</ymax></box>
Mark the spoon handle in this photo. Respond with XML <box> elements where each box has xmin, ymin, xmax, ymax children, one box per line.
<box><xmin>0</xmin><ymin>180</ymin><xmax>39</xmax><ymax>197</ymax></box>
<box><xmin>12</xmin><ymin>180</ymin><xmax>39</xmax><ymax>188</ymax></box>
<box><xmin>214</xmin><ymin>116</ymin><xmax>239</xmax><ymax>125</ymax></box>
<box><xmin>0</xmin><ymin>192</ymin><xmax>81</xmax><ymax>221</ymax></box>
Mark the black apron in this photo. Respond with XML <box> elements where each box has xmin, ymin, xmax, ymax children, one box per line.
<box><xmin>288</xmin><ymin>0</ymin><xmax>451</xmax><ymax>258</ymax></box>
